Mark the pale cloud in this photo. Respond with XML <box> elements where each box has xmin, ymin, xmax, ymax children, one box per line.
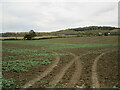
<box><xmin>1</xmin><ymin>0</ymin><xmax>119</xmax><ymax>2</ymax></box>
<box><xmin>1</xmin><ymin>1</ymin><xmax>118</xmax><ymax>32</ymax></box>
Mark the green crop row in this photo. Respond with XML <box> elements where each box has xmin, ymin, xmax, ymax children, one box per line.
<box><xmin>3</xmin><ymin>53</ymin><xmax>69</xmax><ymax>60</ymax></box>
<box><xmin>2</xmin><ymin>59</ymin><xmax>51</xmax><ymax>72</ymax></box>
<box><xmin>9</xmin><ymin>49</ymin><xmax>47</xmax><ymax>54</ymax></box>
<box><xmin>36</xmin><ymin>80</ymin><xmax>61</xmax><ymax>88</ymax></box>
<box><xmin>49</xmin><ymin>43</ymin><xmax>119</xmax><ymax>50</ymax></box>
<box><xmin>3</xmin><ymin>47</ymin><xmax>47</xmax><ymax>54</ymax></box>
<box><xmin>4</xmin><ymin>40</ymin><xmax>119</xmax><ymax>49</ymax></box>
<box><xmin>2</xmin><ymin>60</ymin><xmax>39</xmax><ymax>72</ymax></box>
<box><xmin>1</xmin><ymin>77</ymin><xmax>20</xmax><ymax>88</ymax></box>
<box><xmin>32</xmin><ymin>53</ymin><xmax>69</xmax><ymax>57</ymax></box>
<box><xmin>3</xmin><ymin>56</ymin><xmax>18</xmax><ymax>60</ymax></box>
<box><xmin>3</xmin><ymin>41</ymin><xmax>119</xmax><ymax>53</ymax></box>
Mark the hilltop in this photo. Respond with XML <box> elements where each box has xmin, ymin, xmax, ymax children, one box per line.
<box><xmin>51</xmin><ymin>26</ymin><xmax>119</xmax><ymax>36</ymax></box>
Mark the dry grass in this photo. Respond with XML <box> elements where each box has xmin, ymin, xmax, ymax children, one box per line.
<box><xmin>0</xmin><ymin>36</ymin><xmax>58</xmax><ymax>40</ymax></box>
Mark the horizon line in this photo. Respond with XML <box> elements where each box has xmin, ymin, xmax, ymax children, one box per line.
<box><xmin>1</xmin><ymin>25</ymin><xmax>118</xmax><ymax>33</ymax></box>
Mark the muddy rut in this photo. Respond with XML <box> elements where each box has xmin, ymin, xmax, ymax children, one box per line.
<box><xmin>48</xmin><ymin>52</ymin><xmax>77</xmax><ymax>87</ymax></box>
<box><xmin>23</xmin><ymin>50</ymin><xmax>114</xmax><ymax>88</ymax></box>
<box><xmin>49</xmin><ymin>59</ymin><xmax>75</xmax><ymax>87</ymax></box>
<box><xmin>66</xmin><ymin>53</ymin><xmax>87</xmax><ymax>88</ymax></box>
<box><xmin>49</xmin><ymin>52</ymin><xmax>87</xmax><ymax>88</ymax></box>
<box><xmin>92</xmin><ymin>51</ymin><xmax>113</xmax><ymax>88</ymax></box>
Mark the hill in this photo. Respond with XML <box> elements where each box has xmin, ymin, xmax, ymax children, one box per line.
<box><xmin>51</xmin><ymin>26</ymin><xmax>119</xmax><ymax>36</ymax></box>
<box><xmin>1</xmin><ymin>26</ymin><xmax>119</xmax><ymax>40</ymax></box>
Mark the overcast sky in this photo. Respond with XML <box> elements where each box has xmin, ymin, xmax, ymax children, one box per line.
<box><xmin>0</xmin><ymin>0</ymin><xmax>119</xmax><ymax>32</ymax></box>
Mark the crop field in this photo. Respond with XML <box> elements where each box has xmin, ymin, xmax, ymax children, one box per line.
<box><xmin>0</xmin><ymin>36</ymin><xmax>58</xmax><ymax>40</ymax></box>
<box><xmin>1</xmin><ymin>36</ymin><xmax>119</xmax><ymax>89</ymax></box>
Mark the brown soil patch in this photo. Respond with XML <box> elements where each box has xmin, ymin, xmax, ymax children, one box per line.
<box><xmin>97</xmin><ymin>51</ymin><xmax>119</xmax><ymax>88</ymax></box>
<box><xmin>58</xmin><ymin>62</ymin><xmax>76</xmax><ymax>88</ymax></box>
<box><xmin>91</xmin><ymin>52</ymin><xmax>108</xmax><ymax>88</ymax></box>
<box><xmin>65</xmin><ymin>53</ymin><xmax>86</xmax><ymax>88</ymax></box>
<box><xmin>75</xmin><ymin>53</ymin><xmax>100</xmax><ymax>88</ymax></box>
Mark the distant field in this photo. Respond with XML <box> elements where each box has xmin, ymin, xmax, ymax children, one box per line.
<box><xmin>2</xmin><ymin>36</ymin><xmax>119</xmax><ymax>88</ymax></box>
<box><xmin>0</xmin><ymin>36</ymin><xmax>58</xmax><ymax>40</ymax></box>
<box><xmin>81</xmin><ymin>29</ymin><xmax>118</xmax><ymax>33</ymax></box>
<box><xmin>1</xmin><ymin>29</ymin><xmax>119</xmax><ymax>40</ymax></box>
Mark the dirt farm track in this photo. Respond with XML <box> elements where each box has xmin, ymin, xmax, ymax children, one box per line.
<box><xmin>2</xmin><ymin>36</ymin><xmax>119</xmax><ymax>88</ymax></box>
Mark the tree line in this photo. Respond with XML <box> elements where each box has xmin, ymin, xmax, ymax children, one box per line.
<box><xmin>1</xmin><ymin>31</ymin><xmax>50</xmax><ymax>37</ymax></box>
<box><xmin>66</xmin><ymin>26</ymin><xmax>117</xmax><ymax>31</ymax></box>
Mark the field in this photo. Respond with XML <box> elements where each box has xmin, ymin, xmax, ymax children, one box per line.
<box><xmin>2</xmin><ymin>36</ymin><xmax>119</xmax><ymax>88</ymax></box>
<box><xmin>0</xmin><ymin>36</ymin><xmax>58</xmax><ymax>40</ymax></box>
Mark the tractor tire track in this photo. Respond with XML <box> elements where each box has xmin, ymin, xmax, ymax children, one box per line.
<box><xmin>22</xmin><ymin>52</ymin><xmax>60</xmax><ymax>88</ymax></box>
<box><xmin>66</xmin><ymin>53</ymin><xmax>87</xmax><ymax>88</ymax></box>
<box><xmin>48</xmin><ymin>52</ymin><xmax>77</xmax><ymax>88</ymax></box>
<box><xmin>49</xmin><ymin>60</ymin><xmax>75</xmax><ymax>87</ymax></box>
<box><xmin>92</xmin><ymin>51</ymin><xmax>112</xmax><ymax>88</ymax></box>
<box><xmin>49</xmin><ymin>52</ymin><xmax>87</xmax><ymax>88</ymax></box>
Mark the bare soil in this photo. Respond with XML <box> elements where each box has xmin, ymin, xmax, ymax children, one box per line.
<box><xmin>2</xmin><ymin>36</ymin><xmax>119</xmax><ymax>88</ymax></box>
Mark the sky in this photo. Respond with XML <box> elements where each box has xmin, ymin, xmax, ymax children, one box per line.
<box><xmin>0</xmin><ymin>0</ymin><xmax>119</xmax><ymax>32</ymax></box>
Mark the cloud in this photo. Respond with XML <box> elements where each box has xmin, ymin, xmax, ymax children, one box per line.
<box><xmin>93</xmin><ymin>2</ymin><xmax>117</xmax><ymax>16</ymax></box>
<box><xmin>1</xmin><ymin>1</ymin><xmax>118</xmax><ymax>32</ymax></box>
<box><xmin>0</xmin><ymin>3</ymin><xmax>2</xmax><ymax>32</ymax></box>
<box><xmin>1</xmin><ymin>0</ymin><xmax>119</xmax><ymax>2</ymax></box>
